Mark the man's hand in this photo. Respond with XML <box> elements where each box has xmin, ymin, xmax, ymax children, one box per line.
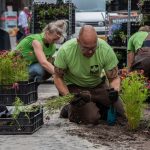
<box><xmin>78</xmin><ymin>91</ymin><xmax>91</xmax><ymax>102</ymax></box>
<box><xmin>107</xmin><ymin>88</ymin><xmax>118</xmax><ymax>103</ymax></box>
<box><xmin>70</xmin><ymin>91</ymin><xmax>91</xmax><ymax>107</ymax></box>
<box><xmin>106</xmin><ymin>66</ymin><xmax>118</xmax><ymax>81</ymax></box>
<box><xmin>106</xmin><ymin>66</ymin><xmax>120</xmax><ymax>91</ymax></box>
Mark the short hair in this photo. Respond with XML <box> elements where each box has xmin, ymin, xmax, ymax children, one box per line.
<box><xmin>24</xmin><ymin>7</ymin><xmax>29</xmax><ymax>10</ymax></box>
<box><xmin>138</xmin><ymin>25</ymin><xmax>150</xmax><ymax>32</ymax></box>
<box><xmin>79</xmin><ymin>25</ymin><xmax>96</xmax><ymax>37</ymax></box>
<box><xmin>43</xmin><ymin>20</ymin><xmax>67</xmax><ymax>36</ymax></box>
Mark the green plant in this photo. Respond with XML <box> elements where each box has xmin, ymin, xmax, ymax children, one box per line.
<box><xmin>12</xmin><ymin>97</ymin><xmax>25</xmax><ymax>120</ymax></box>
<box><xmin>119</xmin><ymin>31</ymin><xmax>126</xmax><ymax>43</ymax></box>
<box><xmin>12</xmin><ymin>97</ymin><xmax>27</xmax><ymax>128</ymax></box>
<box><xmin>120</xmin><ymin>71</ymin><xmax>149</xmax><ymax>130</ymax></box>
<box><xmin>12</xmin><ymin>97</ymin><xmax>40</xmax><ymax>128</ymax></box>
<box><xmin>0</xmin><ymin>51</ymin><xmax>29</xmax><ymax>85</ymax></box>
<box><xmin>44</xmin><ymin>94</ymin><xmax>74</xmax><ymax>114</ymax></box>
<box><xmin>34</xmin><ymin>3</ymin><xmax>70</xmax><ymax>32</ymax></box>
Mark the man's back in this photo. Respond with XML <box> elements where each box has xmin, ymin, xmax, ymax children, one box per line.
<box><xmin>127</xmin><ymin>31</ymin><xmax>148</xmax><ymax>52</ymax></box>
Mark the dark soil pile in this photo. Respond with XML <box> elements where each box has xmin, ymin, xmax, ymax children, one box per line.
<box><xmin>67</xmin><ymin>107</ymin><xmax>150</xmax><ymax>150</ymax></box>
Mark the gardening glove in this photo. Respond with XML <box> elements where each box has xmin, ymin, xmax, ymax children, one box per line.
<box><xmin>70</xmin><ymin>91</ymin><xmax>91</xmax><ymax>107</ymax></box>
<box><xmin>78</xmin><ymin>91</ymin><xmax>92</xmax><ymax>102</ymax></box>
<box><xmin>107</xmin><ymin>88</ymin><xmax>118</xmax><ymax>125</ymax></box>
<box><xmin>107</xmin><ymin>88</ymin><xmax>118</xmax><ymax>103</ymax></box>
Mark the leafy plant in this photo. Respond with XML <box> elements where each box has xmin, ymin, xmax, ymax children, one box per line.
<box><xmin>120</xmin><ymin>70</ymin><xmax>149</xmax><ymax>130</ymax></box>
<box><xmin>12</xmin><ymin>97</ymin><xmax>25</xmax><ymax>121</ymax></box>
<box><xmin>12</xmin><ymin>97</ymin><xmax>40</xmax><ymax>128</ymax></box>
<box><xmin>33</xmin><ymin>3</ymin><xmax>72</xmax><ymax>32</ymax></box>
<box><xmin>119</xmin><ymin>31</ymin><xmax>126</xmax><ymax>44</ymax></box>
<box><xmin>12</xmin><ymin>97</ymin><xmax>27</xmax><ymax>128</ymax></box>
<box><xmin>112</xmin><ymin>30</ymin><xmax>127</xmax><ymax>45</ymax></box>
<box><xmin>0</xmin><ymin>51</ymin><xmax>29</xmax><ymax>85</ymax></box>
<box><xmin>44</xmin><ymin>94</ymin><xmax>74</xmax><ymax>114</ymax></box>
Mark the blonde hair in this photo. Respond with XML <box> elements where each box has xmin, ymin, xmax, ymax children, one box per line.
<box><xmin>138</xmin><ymin>25</ymin><xmax>150</xmax><ymax>32</ymax></box>
<box><xmin>43</xmin><ymin>20</ymin><xmax>67</xmax><ymax>36</ymax></box>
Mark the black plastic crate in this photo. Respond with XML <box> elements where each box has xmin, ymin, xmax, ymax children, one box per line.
<box><xmin>0</xmin><ymin>81</ymin><xmax>38</xmax><ymax>105</ymax></box>
<box><xmin>0</xmin><ymin>81</ymin><xmax>38</xmax><ymax>94</ymax></box>
<box><xmin>0</xmin><ymin>107</ymin><xmax>43</xmax><ymax>134</ymax></box>
<box><xmin>0</xmin><ymin>91</ymin><xmax>38</xmax><ymax>106</ymax></box>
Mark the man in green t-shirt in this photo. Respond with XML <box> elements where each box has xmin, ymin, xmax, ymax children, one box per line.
<box><xmin>127</xmin><ymin>25</ymin><xmax>150</xmax><ymax>78</ymax></box>
<box><xmin>16</xmin><ymin>20</ymin><xmax>67</xmax><ymax>82</ymax></box>
<box><xmin>54</xmin><ymin>25</ymin><xmax>125</xmax><ymax>124</ymax></box>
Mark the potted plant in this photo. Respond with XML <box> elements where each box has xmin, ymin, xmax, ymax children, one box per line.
<box><xmin>0</xmin><ymin>97</ymin><xmax>43</xmax><ymax>134</ymax></box>
<box><xmin>120</xmin><ymin>70</ymin><xmax>149</xmax><ymax>130</ymax></box>
<box><xmin>0</xmin><ymin>51</ymin><xmax>37</xmax><ymax>105</ymax></box>
<box><xmin>0</xmin><ymin>50</ymin><xmax>29</xmax><ymax>85</ymax></box>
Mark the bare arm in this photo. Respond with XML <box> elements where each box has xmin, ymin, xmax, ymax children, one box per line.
<box><xmin>53</xmin><ymin>67</ymin><xmax>69</xmax><ymax>96</ymax></box>
<box><xmin>106</xmin><ymin>66</ymin><xmax>120</xmax><ymax>91</ymax></box>
<box><xmin>32</xmin><ymin>40</ymin><xmax>54</xmax><ymax>75</ymax></box>
<box><xmin>127</xmin><ymin>51</ymin><xmax>135</xmax><ymax>70</ymax></box>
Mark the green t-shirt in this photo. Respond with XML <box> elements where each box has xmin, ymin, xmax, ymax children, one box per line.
<box><xmin>127</xmin><ymin>31</ymin><xmax>148</xmax><ymax>53</ymax></box>
<box><xmin>54</xmin><ymin>38</ymin><xmax>118</xmax><ymax>87</ymax></box>
<box><xmin>16</xmin><ymin>33</ymin><xmax>56</xmax><ymax>64</ymax></box>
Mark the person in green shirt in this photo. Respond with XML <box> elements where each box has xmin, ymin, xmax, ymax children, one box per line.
<box><xmin>16</xmin><ymin>20</ymin><xmax>67</xmax><ymax>81</ymax></box>
<box><xmin>127</xmin><ymin>25</ymin><xmax>150</xmax><ymax>78</ymax></box>
<box><xmin>54</xmin><ymin>25</ymin><xmax>125</xmax><ymax>124</ymax></box>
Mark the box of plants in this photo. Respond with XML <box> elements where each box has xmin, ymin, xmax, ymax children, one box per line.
<box><xmin>0</xmin><ymin>51</ymin><xmax>38</xmax><ymax>105</ymax></box>
<box><xmin>0</xmin><ymin>97</ymin><xmax>43</xmax><ymax>135</ymax></box>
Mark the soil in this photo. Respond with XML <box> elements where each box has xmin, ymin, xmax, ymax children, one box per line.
<box><xmin>66</xmin><ymin>106</ymin><xmax>150</xmax><ymax>150</ymax></box>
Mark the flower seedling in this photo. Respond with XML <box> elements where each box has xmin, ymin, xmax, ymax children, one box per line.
<box><xmin>120</xmin><ymin>70</ymin><xmax>149</xmax><ymax>130</ymax></box>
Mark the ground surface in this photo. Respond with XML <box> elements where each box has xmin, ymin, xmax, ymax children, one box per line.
<box><xmin>0</xmin><ymin>84</ymin><xmax>150</xmax><ymax>150</ymax></box>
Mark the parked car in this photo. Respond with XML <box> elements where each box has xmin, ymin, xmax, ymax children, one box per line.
<box><xmin>70</xmin><ymin>0</ymin><xmax>107</xmax><ymax>36</ymax></box>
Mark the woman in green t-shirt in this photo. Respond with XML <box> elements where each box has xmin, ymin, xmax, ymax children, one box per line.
<box><xmin>16</xmin><ymin>20</ymin><xmax>67</xmax><ymax>82</ymax></box>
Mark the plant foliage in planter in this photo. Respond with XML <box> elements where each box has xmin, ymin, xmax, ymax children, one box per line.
<box><xmin>0</xmin><ymin>50</ymin><xmax>29</xmax><ymax>85</ymax></box>
<box><xmin>32</xmin><ymin>2</ymin><xmax>75</xmax><ymax>34</ymax></box>
<box><xmin>0</xmin><ymin>97</ymin><xmax>43</xmax><ymax>135</ymax></box>
<box><xmin>108</xmin><ymin>24</ymin><xmax>127</xmax><ymax>47</ymax></box>
<box><xmin>120</xmin><ymin>70</ymin><xmax>149</xmax><ymax>130</ymax></box>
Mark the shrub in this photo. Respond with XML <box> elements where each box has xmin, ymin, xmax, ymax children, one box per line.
<box><xmin>0</xmin><ymin>51</ymin><xmax>29</xmax><ymax>85</ymax></box>
<box><xmin>120</xmin><ymin>70</ymin><xmax>149</xmax><ymax>130</ymax></box>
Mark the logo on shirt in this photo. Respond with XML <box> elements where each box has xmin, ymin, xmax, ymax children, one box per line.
<box><xmin>90</xmin><ymin>65</ymin><xmax>99</xmax><ymax>74</ymax></box>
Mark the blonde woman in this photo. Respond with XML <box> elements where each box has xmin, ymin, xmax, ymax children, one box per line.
<box><xmin>16</xmin><ymin>20</ymin><xmax>67</xmax><ymax>82</ymax></box>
